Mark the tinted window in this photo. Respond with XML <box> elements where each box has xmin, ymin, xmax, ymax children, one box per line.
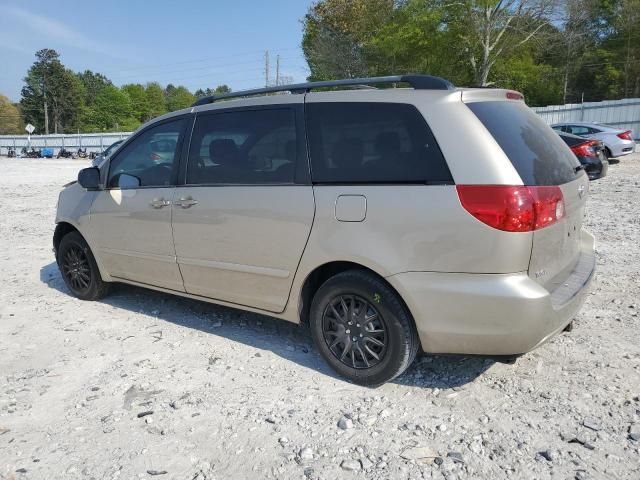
<box><xmin>108</xmin><ymin>119</ymin><xmax>185</xmax><ymax>188</ymax></box>
<box><xmin>187</xmin><ymin>109</ymin><xmax>297</xmax><ymax>184</ymax></box>
<box><xmin>467</xmin><ymin>101</ymin><xmax>580</xmax><ymax>186</ymax></box>
<box><xmin>306</xmin><ymin>103</ymin><xmax>451</xmax><ymax>184</ymax></box>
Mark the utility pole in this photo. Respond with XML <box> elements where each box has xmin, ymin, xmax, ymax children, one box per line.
<box><xmin>264</xmin><ymin>50</ymin><xmax>270</xmax><ymax>87</ymax></box>
<box><xmin>44</xmin><ymin>100</ymin><xmax>49</xmax><ymax>135</ymax></box>
<box><xmin>276</xmin><ymin>55</ymin><xmax>280</xmax><ymax>86</ymax></box>
<box><xmin>43</xmin><ymin>65</ymin><xmax>49</xmax><ymax>135</ymax></box>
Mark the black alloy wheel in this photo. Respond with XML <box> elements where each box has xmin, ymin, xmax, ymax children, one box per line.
<box><xmin>57</xmin><ymin>231</ymin><xmax>110</xmax><ymax>301</ymax></box>
<box><xmin>322</xmin><ymin>294</ymin><xmax>387</xmax><ymax>369</ymax></box>
<box><xmin>309</xmin><ymin>270</ymin><xmax>419</xmax><ymax>386</ymax></box>
<box><xmin>61</xmin><ymin>245</ymin><xmax>91</xmax><ymax>292</ymax></box>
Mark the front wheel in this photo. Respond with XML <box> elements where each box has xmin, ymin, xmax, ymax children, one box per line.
<box><xmin>57</xmin><ymin>231</ymin><xmax>110</xmax><ymax>300</ymax></box>
<box><xmin>309</xmin><ymin>270</ymin><xmax>419</xmax><ymax>387</ymax></box>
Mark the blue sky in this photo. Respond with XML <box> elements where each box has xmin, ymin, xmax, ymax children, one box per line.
<box><xmin>0</xmin><ymin>0</ymin><xmax>314</xmax><ymax>101</ymax></box>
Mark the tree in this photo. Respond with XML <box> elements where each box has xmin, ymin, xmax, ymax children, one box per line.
<box><xmin>121</xmin><ymin>83</ymin><xmax>150</xmax><ymax>122</ymax></box>
<box><xmin>214</xmin><ymin>84</ymin><xmax>231</xmax><ymax>94</ymax></box>
<box><xmin>552</xmin><ymin>0</ymin><xmax>605</xmax><ymax>102</ymax></box>
<box><xmin>612</xmin><ymin>0</ymin><xmax>640</xmax><ymax>97</ymax></box>
<box><xmin>164</xmin><ymin>85</ymin><xmax>195</xmax><ymax>111</ymax></box>
<box><xmin>0</xmin><ymin>94</ymin><xmax>22</xmax><ymax>134</ymax></box>
<box><xmin>20</xmin><ymin>49</ymin><xmax>84</xmax><ymax>133</ymax></box>
<box><xmin>448</xmin><ymin>0</ymin><xmax>557</xmax><ymax>86</ymax></box>
<box><xmin>77</xmin><ymin>70</ymin><xmax>113</xmax><ymax>106</ymax></box>
<box><xmin>145</xmin><ymin>82</ymin><xmax>167</xmax><ymax>118</ymax></box>
<box><xmin>302</xmin><ymin>0</ymin><xmax>396</xmax><ymax>80</ymax></box>
<box><xmin>21</xmin><ymin>49</ymin><xmax>57</xmax><ymax>133</ymax></box>
<box><xmin>194</xmin><ymin>85</ymin><xmax>232</xmax><ymax>98</ymax></box>
<box><xmin>85</xmin><ymin>85</ymin><xmax>134</xmax><ymax>131</ymax></box>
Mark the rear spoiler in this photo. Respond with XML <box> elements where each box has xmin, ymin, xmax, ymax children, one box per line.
<box><xmin>461</xmin><ymin>89</ymin><xmax>525</xmax><ymax>103</ymax></box>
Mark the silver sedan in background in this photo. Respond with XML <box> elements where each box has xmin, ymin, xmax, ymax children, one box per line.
<box><xmin>551</xmin><ymin>122</ymin><xmax>635</xmax><ymax>159</ymax></box>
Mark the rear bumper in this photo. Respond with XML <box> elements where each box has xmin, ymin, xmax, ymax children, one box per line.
<box><xmin>387</xmin><ymin>231</ymin><xmax>596</xmax><ymax>355</ymax></box>
<box><xmin>608</xmin><ymin>140</ymin><xmax>635</xmax><ymax>157</ymax></box>
<box><xmin>586</xmin><ymin>159</ymin><xmax>608</xmax><ymax>180</ymax></box>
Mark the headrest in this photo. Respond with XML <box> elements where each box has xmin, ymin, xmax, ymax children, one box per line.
<box><xmin>209</xmin><ymin>139</ymin><xmax>239</xmax><ymax>165</ymax></box>
<box><xmin>331</xmin><ymin>138</ymin><xmax>363</xmax><ymax>169</ymax></box>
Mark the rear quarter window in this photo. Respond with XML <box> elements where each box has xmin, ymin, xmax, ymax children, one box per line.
<box><xmin>306</xmin><ymin>102</ymin><xmax>452</xmax><ymax>184</ymax></box>
<box><xmin>467</xmin><ymin>101</ymin><xmax>581</xmax><ymax>186</ymax></box>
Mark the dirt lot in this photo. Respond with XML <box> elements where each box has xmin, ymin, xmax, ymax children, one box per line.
<box><xmin>1</xmin><ymin>153</ymin><xmax>639</xmax><ymax>480</ymax></box>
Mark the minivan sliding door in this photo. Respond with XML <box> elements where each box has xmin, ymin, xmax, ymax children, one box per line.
<box><xmin>172</xmin><ymin>104</ymin><xmax>314</xmax><ymax>312</ymax></box>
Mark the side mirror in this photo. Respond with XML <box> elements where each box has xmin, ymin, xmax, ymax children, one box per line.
<box><xmin>78</xmin><ymin>167</ymin><xmax>101</xmax><ymax>190</ymax></box>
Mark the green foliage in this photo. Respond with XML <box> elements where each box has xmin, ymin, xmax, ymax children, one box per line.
<box><xmin>0</xmin><ymin>94</ymin><xmax>22</xmax><ymax>134</ymax></box>
<box><xmin>83</xmin><ymin>85</ymin><xmax>134</xmax><ymax>132</ymax></box>
<box><xmin>17</xmin><ymin>51</ymin><xmax>224</xmax><ymax>132</ymax></box>
<box><xmin>122</xmin><ymin>84</ymin><xmax>150</xmax><ymax>123</ymax></box>
<box><xmin>14</xmin><ymin>1</ymin><xmax>640</xmax><ymax>134</ymax></box>
<box><xmin>303</xmin><ymin>0</ymin><xmax>640</xmax><ymax>103</ymax></box>
<box><xmin>195</xmin><ymin>85</ymin><xmax>232</xmax><ymax>98</ymax></box>
<box><xmin>164</xmin><ymin>85</ymin><xmax>195</xmax><ymax>111</ymax></box>
<box><xmin>145</xmin><ymin>82</ymin><xmax>167</xmax><ymax>119</ymax></box>
<box><xmin>20</xmin><ymin>49</ymin><xmax>84</xmax><ymax>133</ymax></box>
<box><xmin>77</xmin><ymin>70</ymin><xmax>112</xmax><ymax>106</ymax></box>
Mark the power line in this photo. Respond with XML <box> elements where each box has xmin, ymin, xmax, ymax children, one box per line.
<box><xmin>98</xmin><ymin>47</ymin><xmax>303</xmax><ymax>75</ymax></box>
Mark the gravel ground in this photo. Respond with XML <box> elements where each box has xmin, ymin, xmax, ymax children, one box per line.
<box><xmin>0</xmin><ymin>154</ymin><xmax>639</xmax><ymax>480</ymax></box>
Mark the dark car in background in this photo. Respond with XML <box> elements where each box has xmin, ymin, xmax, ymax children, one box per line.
<box><xmin>558</xmin><ymin>131</ymin><xmax>608</xmax><ymax>180</ymax></box>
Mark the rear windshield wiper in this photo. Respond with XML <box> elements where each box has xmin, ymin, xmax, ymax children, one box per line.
<box><xmin>574</xmin><ymin>164</ymin><xmax>585</xmax><ymax>173</ymax></box>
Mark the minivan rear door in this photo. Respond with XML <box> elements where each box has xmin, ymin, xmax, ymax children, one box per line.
<box><xmin>466</xmin><ymin>99</ymin><xmax>589</xmax><ymax>290</ymax></box>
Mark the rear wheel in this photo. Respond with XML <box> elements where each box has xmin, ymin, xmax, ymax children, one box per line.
<box><xmin>57</xmin><ymin>231</ymin><xmax>109</xmax><ymax>300</ymax></box>
<box><xmin>605</xmin><ymin>147</ymin><xmax>616</xmax><ymax>160</ymax></box>
<box><xmin>309</xmin><ymin>270</ymin><xmax>419</xmax><ymax>386</ymax></box>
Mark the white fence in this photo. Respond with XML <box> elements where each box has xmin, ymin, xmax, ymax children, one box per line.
<box><xmin>0</xmin><ymin>132</ymin><xmax>131</xmax><ymax>156</ymax></box>
<box><xmin>533</xmin><ymin>98</ymin><xmax>640</xmax><ymax>139</ymax></box>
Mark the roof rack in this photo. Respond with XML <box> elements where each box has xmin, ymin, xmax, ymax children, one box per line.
<box><xmin>191</xmin><ymin>74</ymin><xmax>454</xmax><ymax>107</ymax></box>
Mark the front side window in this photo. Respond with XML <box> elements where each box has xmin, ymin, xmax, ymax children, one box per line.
<box><xmin>187</xmin><ymin>109</ymin><xmax>297</xmax><ymax>185</ymax></box>
<box><xmin>306</xmin><ymin>102</ymin><xmax>451</xmax><ymax>184</ymax></box>
<box><xmin>108</xmin><ymin>118</ymin><xmax>185</xmax><ymax>188</ymax></box>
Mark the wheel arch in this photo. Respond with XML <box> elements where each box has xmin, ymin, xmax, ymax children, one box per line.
<box><xmin>297</xmin><ymin>261</ymin><xmax>415</xmax><ymax>330</ymax></box>
<box><xmin>53</xmin><ymin>221</ymin><xmax>81</xmax><ymax>255</ymax></box>
<box><xmin>53</xmin><ymin>221</ymin><xmax>111</xmax><ymax>281</ymax></box>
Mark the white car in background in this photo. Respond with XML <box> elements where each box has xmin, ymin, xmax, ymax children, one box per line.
<box><xmin>551</xmin><ymin>122</ymin><xmax>635</xmax><ymax>158</ymax></box>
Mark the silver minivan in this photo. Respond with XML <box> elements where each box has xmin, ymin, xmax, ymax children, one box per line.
<box><xmin>54</xmin><ymin>75</ymin><xmax>595</xmax><ymax>386</ymax></box>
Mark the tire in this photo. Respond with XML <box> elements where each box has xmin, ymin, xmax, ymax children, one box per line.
<box><xmin>57</xmin><ymin>231</ymin><xmax>110</xmax><ymax>301</ymax></box>
<box><xmin>309</xmin><ymin>270</ymin><xmax>419</xmax><ymax>387</ymax></box>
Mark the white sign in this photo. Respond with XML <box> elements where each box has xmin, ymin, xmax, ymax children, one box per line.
<box><xmin>25</xmin><ymin>123</ymin><xmax>35</xmax><ymax>134</ymax></box>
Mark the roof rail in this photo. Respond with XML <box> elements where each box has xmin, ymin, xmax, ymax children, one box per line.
<box><xmin>191</xmin><ymin>75</ymin><xmax>455</xmax><ymax>107</ymax></box>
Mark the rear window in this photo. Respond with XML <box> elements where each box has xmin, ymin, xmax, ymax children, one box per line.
<box><xmin>467</xmin><ymin>101</ymin><xmax>580</xmax><ymax>186</ymax></box>
<box><xmin>306</xmin><ymin>102</ymin><xmax>452</xmax><ymax>184</ymax></box>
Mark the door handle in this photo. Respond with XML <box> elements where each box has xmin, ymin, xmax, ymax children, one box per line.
<box><xmin>149</xmin><ymin>198</ymin><xmax>171</xmax><ymax>209</ymax></box>
<box><xmin>175</xmin><ymin>197</ymin><xmax>198</xmax><ymax>208</ymax></box>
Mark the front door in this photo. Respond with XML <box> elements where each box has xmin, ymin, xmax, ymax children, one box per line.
<box><xmin>172</xmin><ymin>105</ymin><xmax>314</xmax><ymax>312</ymax></box>
<box><xmin>89</xmin><ymin>116</ymin><xmax>188</xmax><ymax>291</ymax></box>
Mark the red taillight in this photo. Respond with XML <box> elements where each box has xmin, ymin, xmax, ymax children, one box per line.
<box><xmin>570</xmin><ymin>140</ymin><xmax>598</xmax><ymax>157</ymax></box>
<box><xmin>617</xmin><ymin>130</ymin><xmax>632</xmax><ymax>140</ymax></box>
<box><xmin>506</xmin><ymin>91</ymin><xmax>524</xmax><ymax>101</ymax></box>
<box><xmin>456</xmin><ymin>185</ymin><xmax>565</xmax><ymax>232</ymax></box>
